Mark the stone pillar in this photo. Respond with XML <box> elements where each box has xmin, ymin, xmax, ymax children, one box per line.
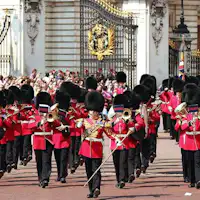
<box><xmin>23</xmin><ymin>0</ymin><xmax>45</xmax><ymax>76</ymax></box>
<box><xmin>149</xmin><ymin>0</ymin><xmax>169</xmax><ymax>86</ymax></box>
<box><xmin>123</xmin><ymin>0</ymin><xmax>149</xmax><ymax>84</ymax></box>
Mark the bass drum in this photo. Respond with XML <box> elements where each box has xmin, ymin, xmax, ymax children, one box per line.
<box><xmin>131</xmin><ymin>128</ymin><xmax>145</xmax><ymax>142</ymax></box>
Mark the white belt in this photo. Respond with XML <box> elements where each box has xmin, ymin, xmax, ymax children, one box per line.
<box><xmin>21</xmin><ymin>120</ymin><xmax>29</xmax><ymax>124</ymax></box>
<box><xmin>85</xmin><ymin>137</ymin><xmax>103</xmax><ymax>143</ymax></box>
<box><xmin>186</xmin><ymin>132</ymin><xmax>200</xmax><ymax>136</ymax></box>
<box><xmin>117</xmin><ymin>134</ymin><xmax>127</xmax><ymax>138</ymax></box>
<box><xmin>34</xmin><ymin>132</ymin><xmax>53</xmax><ymax>136</ymax></box>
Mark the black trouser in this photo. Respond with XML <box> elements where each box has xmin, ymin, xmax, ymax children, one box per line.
<box><xmin>149</xmin><ymin>134</ymin><xmax>157</xmax><ymax>156</ymax></box>
<box><xmin>171</xmin><ymin>119</ymin><xmax>179</xmax><ymax>142</ymax></box>
<box><xmin>128</xmin><ymin>148</ymin><xmax>136</xmax><ymax>177</ymax></box>
<box><xmin>194</xmin><ymin>150</ymin><xmax>200</xmax><ymax>183</ymax></box>
<box><xmin>112</xmin><ymin>149</ymin><xmax>128</xmax><ymax>183</ymax></box>
<box><xmin>0</xmin><ymin>144</ymin><xmax>6</xmax><ymax>172</ymax></box>
<box><xmin>34</xmin><ymin>141</ymin><xmax>53</xmax><ymax>183</ymax></box>
<box><xmin>181</xmin><ymin>149</ymin><xmax>189</xmax><ymax>180</ymax></box>
<box><xmin>23</xmin><ymin>135</ymin><xmax>32</xmax><ymax>160</ymax></box>
<box><xmin>54</xmin><ymin>148</ymin><xmax>69</xmax><ymax>179</ymax></box>
<box><xmin>70</xmin><ymin>136</ymin><xmax>81</xmax><ymax>168</ymax></box>
<box><xmin>141</xmin><ymin>138</ymin><xmax>150</xmax><ymax>168</ymax></box>
<box><xmin>170</xmin><ymin>119</ymin><xmax>176</xmax><ymax>139</ymax></box>
<box><xmin>187</xmin><ymin>150</ymin><xmax>196</xmax><ymax>184</ymax></box>
<box><xmin>13</xmin><ymin>136</ymin><xmax>24</xmax><ymax>165</ymax></box>
<box><xmin>162</xmin><ymin>113</ymin><xmax>170</xmax><ymax>131</ymax></box>
<box><xmin>84</xmin><ymin>157</ymin><xmax>102</xmax><ymax>194</ymax></box>
<box><xmin>6</xmin><ymin>141</ymin><xmax>14</xmax><ymax>166</ymax></box>
<box><xmin>135</xmin><ymin>143</ymin><xmax>141</xmax><ymax>169</ymax></box>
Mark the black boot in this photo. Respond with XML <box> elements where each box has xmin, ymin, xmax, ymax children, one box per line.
<box><xmin>184</xmin><ymin>177</ymin><xmax>190</xmax><ymax>183</ymax></box>
<box><xmin>7</xmin><ymin>165</ymin><xmax>12</xmax><ymax>173</ymax></box>
<box><xmin>0</xmin><ymin>171</ymin><xmax>4</xmax><ymax>179</ymax></box>
<box><xmin>93</xmin><ymin>188</ymin><xmax>100</xmax><ymax>198</ymax></box>
<box><xmin>196</xmin><ymin>181</ymin><xmax>200</xmax><ymax>189</ymax></box>
<box><xmin>87</xmin><ymin>193</ymin><xmax>93</xmax><ymax>198</ymax></box>
<box><xmin>136</xmin><ymin>168</ymin><xmax>141</xmax><ymax>178</ymax></box>
<box><xmin>188</xmin><ymin>183</ymin><xmax>195</xmax><ymax>188</ymax></box>
<box><xmin>128</xmin><ymin>174</ymin><xmax>135</xmax><ymax>183</ymax></box>
<box><xmin>60</xmin><ymin>178</ymin><xmax>66</xmax><ymax>183</ymax></box>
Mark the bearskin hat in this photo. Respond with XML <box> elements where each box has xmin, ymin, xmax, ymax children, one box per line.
<box><xmin>172</xmin><ymin>79</ymin><xmax>185</xmax><ymax>93</ymax></box>
<box><xmin>85</xmin><ymin>91</ymin><xmax>104</xmax><ymax>112</ymax></box>
<box><xmin>0</xmin><ymin>91</ymin><xmax>6</xmax><ymax>108</ymax></box>
<box><xmin>162</xmin><ymin>79</ymin><xmax>169</xmax><ymax>90</ymax></box>
<box><xmin>168</xmin><ymin>77</ymin><xmax>175</xmax><ymax>89</ymax></box>
<box><xmin>182</xmin><ymin>83</ymin><xmax>199</xmax><ymax>105</ymax></box>
<box><xmin>133</xmin><ymin>85</ymin><xmax>151</xmax><ymax>104</ymax></box>
<box><xmin>141</xmin><ymin>76</ymin><xmax>156</xmax><ymax>97</ymax></box>
<box><xmin>78</xmin><ymin>88</ymin><xmax>88</xmax><ymax>103</ymax></box>
<box><xmin>139</xmin><ymin>74</ymin><xmax>151</xmax><ymax>84</ymax></box>
<box><xmin>131</xmin><ymin>92</ymin><xmax>141</xmax><ymax>110</ymax></box>
<box><xmin>35</xmin><ymin>92</ymin><xmax>52</xmax><ymax>109</ymax></box>
<box><xmin>116</xmin><ymin>72</ymin><xmax>126</xmax><ymax>83</ymax></box>
<box><xmin>3</xmin><ymin>89</ymin><xmax>14</xmax><ymax>105</ymax></box>
<box><xmin>186</xmin><ymin>76</ymin><xmax>199</xmax><ymax>86</ymax></box>
<box><xmin>9</xmin><ymin>86</ymin><xmax>21</xmax><ymax>102</ymax></box>
<box><xmin>21</xmin><ymin>84</ymin><xmax>34</xmax><ymax>103</ymax></box>
<box><xmin>55</xmin><ymin>91</ymin><xmax>70</xmax><ymax>111</ymax></box>
<box><xmin>85</xmin><ymin>76</ymin><xmax>97</xmax><ymax>90</ymax></box>
<box><xmin>114</xmin><ymin>93</ymin><xmax>130</xmax><ymax>108</ymax></box>
<box><xmin>59</xmin><ymin>81</ymin><xmax>80</xmax><ymax>100</ymax></box>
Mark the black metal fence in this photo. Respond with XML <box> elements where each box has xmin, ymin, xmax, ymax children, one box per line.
<box><xmin>80</xmin><ymin>0</ymin><xmax>138</xmax><ymax>88</ymax></box>
<box><xmin>169</xmin><ymin>45</ymin><xmax>179</xmax><ymax>77</ymax></box>
<box><xmin>191</xmin><ymin>51</ymin><xmax>200</xmax><ymax>76</ymax></box>
<box><xmin>0</xmin><ymin>14</ymin><xmax>11</xmax><ymax>76</ymax></box>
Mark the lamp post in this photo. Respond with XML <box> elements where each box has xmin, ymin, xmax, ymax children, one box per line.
<box><xmin>170</xmin><ymin>0</ymin><xmax>193</xmax><ymax>74</ymax></box>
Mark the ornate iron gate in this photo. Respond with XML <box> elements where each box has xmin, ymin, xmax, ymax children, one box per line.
<box><xmin>80</xmin><ymin>0</ymin><xmax>138</xmax><ymax>88</ymax></box>
<box><xmin>0</xmin><ymin>14</ymin><xmax>11</xmax><ymax>76</ymax></box>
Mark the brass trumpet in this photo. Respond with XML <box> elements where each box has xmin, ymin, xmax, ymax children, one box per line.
<box><xmin>122</xmin><ymin>108</ymin><xmax>132</xmax><ymax>122</ymax></box>
<box><xmin>47</xmin><ymin>103</ymin><xmax>59</xmax><ymax>123</ymax></box>
<box><xmin>174</xmin><ymin>102</ymin><xmax>187</xmax><ymax>116</ymax></box>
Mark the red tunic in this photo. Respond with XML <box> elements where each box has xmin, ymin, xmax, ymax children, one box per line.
<box><xmin>179</xmin><ymin>114</ymin><xmax>200</xmax><ymax>151</ymax></box>
<box><xmin>28</xmin><ymin>111</ymin><xmax>57</xmax><ymax>150</ymax></box>
<box><xmin>79</xmin><ymin>117</ymin><xmax>113</xmax><ymax>158</ymax></box>
<box><xmin>128</xmin><ymin>113</ymin><xmax>145</xmax><ymax>148</ymax></box>
<box><xmin>12</xmin><ymin>105</ymin><xmax>22</xmax><ymax>137</ymax></box>
<box><xmin>147</xmin><ymin>104</ymin><xmax>160</xmax><ymax>136</ymax></box>
<box><xmin>168</xmin><ymin>94</ymin><xmax>181</xmax><ymax>120</ymax></box>
<box><xmin>159</xmin><ymin>91</ymin><xmax>172</xmax><ymax>114</ymax></box>
<box><xmin>52</xmin><ymin>118</ymin><xmax>71</xmax><ymax>149</ymax></box>
<box><xmin>0</xmin><ymin>113</ymin><xmax>6</xmax><ymax>145</ymax></box>
<box><xmin>20</xmin><ymin>104</ymin><xmax>36</xmax><ymax>136</ymax></box>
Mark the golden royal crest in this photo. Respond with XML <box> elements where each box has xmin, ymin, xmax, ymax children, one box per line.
<box><xmin>88</xmin><ymin>24</ymin><xmax>115</xmax><ymax>61</ymax></box>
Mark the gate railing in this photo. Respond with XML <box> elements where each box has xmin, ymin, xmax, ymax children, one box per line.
<box><xmin>169</xmin><ymin>40</ymin><xmax>179</xmax><ymax>77</ymax></box>
<box><xmin>191</xmin><ymin>50</ymin><xmax>200</xmax><ymax>76</ymax></box>
<box><xmin>80</xmin><ymin>0</ymin><xmax>138</xmax><ymax>89</ymax></box>
<box><xmin>0</xmin><ymin>14</ymin><xmax>11</xmax><ymax>76</ymax></box>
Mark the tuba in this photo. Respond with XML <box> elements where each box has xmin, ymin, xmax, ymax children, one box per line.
<box><xmin>122</xmin><ymin>108</ymin><xmax>132</xmax><ymax>122</ymax></box>
<box><xmin>47</xmin><ymin>103</ymin><xmax>58</xmax><ymax>123</ymax></box>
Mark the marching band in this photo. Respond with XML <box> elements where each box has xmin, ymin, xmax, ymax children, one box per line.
<box><xmin>1</xmin><ymin>71</ymin><xmax>200</xmax><ymax>198</ymax></box>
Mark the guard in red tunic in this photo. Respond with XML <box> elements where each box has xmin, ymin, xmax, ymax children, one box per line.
<box><xmin>126</xmin><ymin>92</ymin><xmax>145</xmax><ymax>183</ymax></box>
<box><xmin>109</xmin><ymin>94</ymin><xmax>134</xmax><ymax>189</ymax></box>
<box><xmin>59</xmin><ymin>82</ymin><xmax>81</xmax><ymax>173</ymax></box>
<box><xmin>53</xmin><ymin>91</ymin><xmax>71</xmax><ymax>183</ymax></box>
<box><xmin>133</xmin><ymin>84</ymin><xmax>151</xmax><ymax>173</ymax></box>
<box><xmin>78</xmin><ymin>91</ymin><xmax>115</xmax><ymax>198</ymax></box>
<box><xmin>177</xmin><ymin>83</ymin><xmax>200</xmax><ymax>188</ymax></box>
<box><xmin>0</xmin><ymin>91</ymin><xmax>6</xmax><ymax>179</ymax></box>
<box><xmin>9</xmin><ymin>86</ymin><xmax>23</xmax><ymax>169</ymax></box>
<box><xmin>28</xmin><ymin>92</ymin><xmax>59</xmax><ymax>188</ymax></box>
<box><xmin>168</xmin><ymin>79</ymin><xmax>185</xmax><ymax>143</ymax></box>
<box><xmin>159</xmin><ymin>79</ymin><xmax>172</xmax><ymax>132</ymax></box>
<box><xmin>20</xmin><ymin>84</ymin><xmax>35</xmax><ymax>165</ymax></box>
<box><xmin>3</xmin><ymin>89</ymin><xmax>15</xmax><ymax>173</ymax></box>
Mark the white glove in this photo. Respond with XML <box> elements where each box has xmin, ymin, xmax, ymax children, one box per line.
<box><xmin>56</xmin><ymin>124</ymin><xmax>69</xmax><ymax>131</ymax></box>
<box><xmin>115</xmin><ymin>138</ymin><xmax>122</xmax><ymax>147</ymax></box>
<box><xmin>76</xmin><ymin>121</ymin><xmax>83</xmax><ymax>128</ymax></box>
<box><xmin>129</xmin><ymin>127</ymin><xmax>135</xmax><ymax>133</ymax></box>
<box><xmin>168</xmin><ymin>106</ymin><xmax>172</xmax><ymax>112</ymax></box>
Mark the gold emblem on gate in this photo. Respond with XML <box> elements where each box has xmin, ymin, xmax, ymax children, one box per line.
<box><xmin>88</xmin><ymin>24</ymin><xmax>115</xmax><ymax>61</ymax></box>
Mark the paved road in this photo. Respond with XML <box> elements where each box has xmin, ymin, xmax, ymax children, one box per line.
<box><xmin>0</xmin><ymin>133</ymin><xmax>200</xmax><ymax>200</ymax></box>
